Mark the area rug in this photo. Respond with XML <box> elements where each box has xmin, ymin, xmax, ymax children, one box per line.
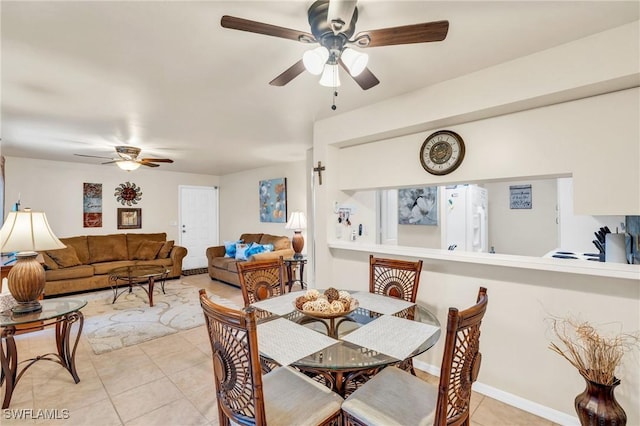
<box><xmin>82</xmin><ymin>280</ymin><xmax>239</xmax><ymax>355</ymax></box>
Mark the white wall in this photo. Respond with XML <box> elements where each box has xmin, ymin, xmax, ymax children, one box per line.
<box><xmin>4</xmin><ymin>157</ymin><xmax>218</xmax><ymax>242</ymax></box>
<box><xmin>219</xmin><ymin>159</ymin><xmax>308</xmax><ymax>249</ymax></box>
<box><xmin>485</xmin><ymin>179</ymin><xmax>558</xmax><ymax>256</ymax></box>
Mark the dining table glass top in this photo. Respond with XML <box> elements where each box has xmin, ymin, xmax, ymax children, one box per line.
<box><xmin>252</xmin><ymin>290</ymin><xmax>441</xmax><ymax>372</ymax></box>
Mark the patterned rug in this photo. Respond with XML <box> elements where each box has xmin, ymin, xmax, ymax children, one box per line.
<box><xmin>82</xmin><ymin>279</ymin><xmax>239</xmax><ymax>355</ymax></box>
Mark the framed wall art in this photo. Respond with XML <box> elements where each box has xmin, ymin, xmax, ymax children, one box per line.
<box><xmin>398</xmin><ymin>187</ymin><xmax>438</xmax><ymax>226</ymax></box>
<box><xmin>510</xmin><ymin>184</ymin><xmax>532</xmax><ymax>209</ymax></box>
<box><xmin>259</xmin><ymin>177</ymin><xmax>287</xmax><ymax>223</ymax></box>
<box><xmin>83</xmin><ymin>182</ymin><xmax>102</xmax><ymax>227</ymax></box>
<box><xmin>117</xmin><ymin>208</ymin><xmax>141</xmax><ymax>229</ymax></box>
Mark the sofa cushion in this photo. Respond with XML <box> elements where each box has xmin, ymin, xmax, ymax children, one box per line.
<box><xmin>59</xmin><ymin>236</ymin><xmax>90</xmax><ymax>265</ymax></box>
<box><xmin>46</xmin><ymin>246</ymin><xmax>83</xmax><ymax>268</ymax></box>
<box><xmin>126</xmin><ymin>233</ymin><xmax>167</xmax><ymax>259</ymax></box>
<box><xmin>211</xmin><ymin>256</ymin><xmax>239</xmax><ymax>271</ymax></box>
<box><xmin>88</xmin><ymin>234</ymin><xmax>128</xmax><ymax>263</ymax></box>
<box><xmin>45</xmin><ymin>264</ymin><xmax>94</xmax><ymax>281</ymax></box>
<box><xmin>240</xmin><ymin>233</ymin><xmax>263</xmax><ymax>244</ymax></box>
<box><xmin>134</xmin><ymin>240</ymin><xmax>164</xmax><ymax>260</ymax></box>
<box><xmin>260</xmin><ymin>234</ymin><xmax>291</xmax><ymax>251</ymax></box>
<box><xmin>92</xmin><ymin>260</ymin><xmax>135</xmax><ymax>275</ymax></box>
<box><xmin>40</xmin><ymin>252</ymin><xmax>59</xmax><ymax>270</ymax></box>
<box><xmin>157</xmin><ymin>240</ymin><xmax>174</xmax><ymax>259</ymax></box>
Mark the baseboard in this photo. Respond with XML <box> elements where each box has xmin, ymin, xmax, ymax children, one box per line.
<box><xmin>412</xmin><ymin>359</ymin><xmax>579</xmax><ymax>426</ymax></box>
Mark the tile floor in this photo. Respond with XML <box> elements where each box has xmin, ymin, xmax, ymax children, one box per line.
<box><xmin>2</xmin><ymin>274</ymin><xmax>557</xmax><ymax>425</ymax></box>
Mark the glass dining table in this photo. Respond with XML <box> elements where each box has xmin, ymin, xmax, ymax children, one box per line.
<box><xmin>251</xmin><ymin>290</ymin><xmax>441</xmax><ymax>396</ymax></box>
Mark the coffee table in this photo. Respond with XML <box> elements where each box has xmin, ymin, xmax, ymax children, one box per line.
<box><xmin>108</xmin><ymin>264</ymin><xmax>169</xmax><ymax>307</ymax></box>
<box><xmin>1</xmin><ymin>298</ymin><xmax>86</xmax><ymax>408</ymax></box>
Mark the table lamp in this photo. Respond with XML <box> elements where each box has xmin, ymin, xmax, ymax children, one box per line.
<box><xmin>285</xmin><ymin>211</ymin><xmax>307</xmax><ymax>259</ymax></box>
<box><xmin>0</xmin><ymin>208</ymin><xmax>66</xmax><ymax>313</ymax></box>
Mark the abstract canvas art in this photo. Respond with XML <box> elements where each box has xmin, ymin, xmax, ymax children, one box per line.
<box><xmin>398</xmin><ymin>187</ymin><xmax>438</xmax><ymax>225</ymax></box>
<box><xmin>259</xmin><ymin>178</ymin><xmax>287</xmax><ymax>223</ymax></box>
<box><xmin>83</xmin><ymin>183</ymin><xmax>102</xmax><ymax>227</ymax></box>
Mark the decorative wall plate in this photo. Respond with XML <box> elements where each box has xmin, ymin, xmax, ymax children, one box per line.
<box><xmin>114</xmin><ymin>182</ymin><xmax>142</xmax><ymax>206</ymax></box>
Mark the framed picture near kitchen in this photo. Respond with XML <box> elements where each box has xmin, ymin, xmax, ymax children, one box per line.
<box><xmin>510</xmin><ymin>185</ymin><xmax>532</xmax><ymax>209</ymax></box>
<box><xmin>117</xmin><ymin>208</ymin><xmax>142</xmax><ymax>229</ymax></box>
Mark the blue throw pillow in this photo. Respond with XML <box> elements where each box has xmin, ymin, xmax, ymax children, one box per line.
<box><xmin>235</xmin><ymin>243</ymin><xmax>250</xmax><ymax>261</ymax></box>
<box><xmin>224</xmin><ymin>240</ymin><xmax>243</xmax><ymax>258</ymax></box>
<box><xmin>245</xmin><ymin>243</ymin><xmax>275</xmax><ymax>258</ymax></box>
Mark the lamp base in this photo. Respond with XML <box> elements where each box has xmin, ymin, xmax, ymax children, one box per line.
<box><xmin>292</xmin><ymin>231</ymin><xmax>304</xmax><ymax>259</ymax></box>
<box><xmin>7</xmin><ymin>251</ymin><xmax>46</xmax><ymax>314</ymax></box>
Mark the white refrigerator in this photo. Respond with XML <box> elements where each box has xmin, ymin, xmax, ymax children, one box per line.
<box><xmin>444</xmin><ymin>185</ymin><xmax>489</xmax><ymax>252</ymax></box>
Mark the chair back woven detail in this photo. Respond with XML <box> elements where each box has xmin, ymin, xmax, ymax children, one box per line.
<box><xmin>435</xmin><ymin>286</ymin><xmax>488</xmax><ymax>426</ymax></box>
<box><xmin>369</xmin><ymin>255</ymin><xmax>423</xmax><ymax>303</ymax></box>
<box><xmin>237</xmin><ymin>259</ymin><xmax>285</xmax><ymax>306</ymax></box>
<box><xmin>199</xmin><ymin>289</ymin><xmax>266</xmax><ymax>425</ymax></box>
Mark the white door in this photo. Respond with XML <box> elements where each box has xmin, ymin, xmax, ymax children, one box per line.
<box><xmin>179</xmin><ymin>185</ymin><xmax>218</xmax><ymax>270</ymax></box>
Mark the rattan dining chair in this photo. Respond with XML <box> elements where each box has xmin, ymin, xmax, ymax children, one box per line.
<box><xmin>342</xmin><ymin>287</ymin><xmax>489</xmax><ymax>426</ymax></box>
<box><xmin>237</xmin><ymin>258</ymin><xmax>285</xmax><ymax>306</ymax></box>
<box><xmin>199</xmin><ymin>289</ymin><xmax>343</xmax><ymax>426</ymax></box>
<box><xmin>369</xmin><ymin>255</ymin><xmax>423</xmax><ymax>303</ymax></box>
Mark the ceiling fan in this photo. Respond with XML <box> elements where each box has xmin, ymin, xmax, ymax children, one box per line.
<box><xmin>221</xmin><ymin>0</ymin><xmax>449</xmax><ymax>91</ymax></box>
<box><xmin>74</xmin><ymin>146</ymin><xmax>174</xmax><ymax>170</ymax></box>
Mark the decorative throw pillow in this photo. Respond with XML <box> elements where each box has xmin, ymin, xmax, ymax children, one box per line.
<box><xmin>224</xmin><ymin>240</ymin><xmax>243</xmax><ymax>258</ymax></box>
<box><xmin>46</xmin><ymin>246</ymin><xmax>82</xmax><ymax>268</ymax></box>
<box><xmin>245</xmin><ymin>243</ymin><xmax>275</xmax><ymax>258</ymax></box>
<box><xmin>40</xmin><ymin>252</ymin><xmax>59</xmax><ymax>270</ymax></box>
<box><xmin>134</xmin><ymin>240</ymin><xmax>164</xmax><ymax>260</ymax></box>
<box><xmin>235</xmin><ymin>243</ymin><xmax>250</xmax><ymax>261</ymax></box>
<box><xmin>157</xmin><ymin>240</ymin><xmax>174</xmax><ymax>259</ymax></box>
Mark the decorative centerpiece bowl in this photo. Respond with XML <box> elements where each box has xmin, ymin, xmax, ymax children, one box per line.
<box><xmin>294</xmin><ymin>288</ymin><xmax>358</xmax><ymax>319</ymax></box>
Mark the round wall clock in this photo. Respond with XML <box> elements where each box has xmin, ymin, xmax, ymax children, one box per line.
<box><xmin>115</xmin><ymin>181</ymin><xmax>142</xmax><ymax>206</ymax></box>
<box><xmin>419</xmin><ymin>130</ymin><xmax>465</xmax><ymax>175</ymax></box>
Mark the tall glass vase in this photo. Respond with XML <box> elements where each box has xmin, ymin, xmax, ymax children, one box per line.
<box><xmin>575</xmin><ymin>376</ymin><xmax>626</xmax><ymax>426</ymax></box>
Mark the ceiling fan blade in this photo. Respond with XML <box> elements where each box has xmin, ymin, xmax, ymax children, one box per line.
<box><xmin>140</xmin><ymin>162</ymin><xmax>160</xmax><ymax>167</ymax></box>
<box><xmin>269</xmin><ymin>60</ymin><xmax>306</xmax><ymax>87</ymax></box>
<box><xmin>74</xmin><ymin>154</ymin><xmax>114</xmax><ymax>160</ymax></box>
<box><xmin>101</xmin><ymin>160</ymin><xmax>118</xmax><ymax>165</ymax></box>
<box><xmin>339</xmin><ymin>60</ymin><xmax>380</xmax><ymax>90</ymax></box>
<box><xmin>221</xmin><ymin>15</ymin><xmax>315</xmax><ymax>43</ymax></box>
<box><xmin>354</xmin><ymin>20</ymin><xmax>449</xmax><ymax>47</ymax></box>
<box><xmin>141</xmin><ymin>158</ymin><xmax>174</xmax><ymax>163</ymax></box>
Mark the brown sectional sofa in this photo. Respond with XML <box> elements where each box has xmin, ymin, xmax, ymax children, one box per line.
<box><xmin>40</xmin><ymin>232</ymin><xmax>187</xmax><ymax>296</ymax></box>
<box><xmin>206</xmin><ymin>233</ymin><xmax>294</xmax><ymax>287</ymax></box>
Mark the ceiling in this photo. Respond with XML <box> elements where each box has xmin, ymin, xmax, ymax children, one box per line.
<box><xmin>2</xmin><ymin>1</ymin><xmax>638</xmax><ymax>175</ymax></box>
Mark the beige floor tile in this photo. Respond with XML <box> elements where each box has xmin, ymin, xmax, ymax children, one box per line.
<box><xmin>182</xmin><ymin>386</ymin><xmax>218</xmax><ymax>422</ymax></box>
<box><xmin>167</xmin><ymin>359</ymin><xmax>214</xmax><ymax>395</ymax></box>
<box><xmin>111</xmin><ymin>376</ymin><xmax>183</xmax><ymax>422</ymax></box>
<box><xmin>137</xmin><ymin>333</ymin><xmax>191</xmax><ymax>358</ymax></box>
<box><xmin>471</xmin><ymin>395</ymin><xmax>553</xmax><ymax>426</ymax></box>
<box><xmin>33</xmin><ymin>371</ymin><xmax>109</xmax><ymax>412</ymax></box>
<box><xmin>89</xmin><ymin>345</ymin><xmax>149</xmax><ymax>370</ymax></box>
<box><xmin>125</xmin><ymin>397</ymin><xmax>209</xmax><ymax>426</ymax></box>
<box><xmin>97</xmin><ymin>359</ymin><xmax>166</xmax><ymax>396</ymax></box>
<box><xmin>36</xmin><ymin>398</ymin><xmax>122</xmax><ymax>426</ymax></box>
<box><xmin>152</xmin><ymin>344</ymin><xmax>210</xmax><ymax>376</ymax></box>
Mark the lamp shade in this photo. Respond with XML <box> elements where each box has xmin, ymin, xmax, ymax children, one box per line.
<box><xmin>303</xmin><ymin>46</ymin><xmax>330</xmax><ymax>75</ymax></box>
<box><xmin>319</xmin><ymin>63</ymin><xmax>341</xmax><ymax>87</ymax></box>
<box><xmin>0</xmin><ymin>209</ymin><xmax>66</xmax><ymax>253</ymax></box>
<box><xmin>285</xmin><ymin>211</ymin><xmax>307</xmax><ymax>231</ymax></box>
<box><xmin>341</xmin><ymin>48</ymin><xmax>368</xmax><ymax>77</ymax></box>
<box><xmin>117</xmin><ymin>160</ymin><xmax>141</xmax><ymax>171</ymax></box>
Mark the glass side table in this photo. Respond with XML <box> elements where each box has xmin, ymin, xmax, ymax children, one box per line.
<box><xmin>0</xmin><ymin>298</ymin><xmax>86</xmax><ymax>408</ymax></box>
<box><xmin>281</xmin><ymin>257</ymin><xmax>307</xmax><ymax>292</ymax></box>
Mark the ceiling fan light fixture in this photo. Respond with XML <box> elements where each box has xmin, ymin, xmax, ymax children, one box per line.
<box><xmin>341</xmin><ymin>47</ymin><xmax>368</xmax><ymax>76</ymax></box>
<box><xmin>319</xmin><ymin>63</ymin><xmax>340</xmax><ymax>87</ymax></box>
<box><xmin>116</xmin><ymin>160</ymin><xmax>141</xmax><ymax>171</ymax></box>
<box><xmin>303</xmin><ymin>46</ymin><xmax>329</xmax><ymax>75</ymax></box>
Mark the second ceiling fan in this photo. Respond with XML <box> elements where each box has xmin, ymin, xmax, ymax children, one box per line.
<box><xmin>221</xmin><ymin>0</ymin><xmax>449</xmax><ymax>90</ymax></box>
<box><xmin>75</xmin><ymin>146</ymin><xmax>173</xmax><ymax>171</ymax></box>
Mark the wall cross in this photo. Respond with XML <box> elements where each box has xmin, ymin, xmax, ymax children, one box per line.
<box><xmin>313</xmin><ymin>161</ymin><xmax>326</xmax><ymax>185</ymax></box>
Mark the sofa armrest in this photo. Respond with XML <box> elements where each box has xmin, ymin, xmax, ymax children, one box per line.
<box><xmin>168</xmin><ymin>245</ymin><xmax>188</xmax><ymax>277</ymax></box>
<box><xmin>250</xmin><ymin>248</ymin><xmax>295</xmax><ymax>262</ymax></box>
<box><xmin>206</xmin><ymin>245</ymin><xmax>226</xmax><ymax>260</ymax></box>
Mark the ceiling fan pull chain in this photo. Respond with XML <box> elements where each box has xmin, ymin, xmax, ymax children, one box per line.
<box><xmin>332</xmin><ymin>89</ymin><xmax>338</xmax><ymax>110</ymax></box>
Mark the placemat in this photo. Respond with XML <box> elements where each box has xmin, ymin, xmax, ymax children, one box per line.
<box><xmin>342</xmin><ymin>314</ymin><xmax>439</xmax><ymax>360</ymax></box>
<box><xmin>257</xmin><ymin>317</ymin><xmax>338</xmax><ymax>366</ymax></box>
<box><xmin>251</xmin><ymin>291</ymin><xmax>302</xmax><ymax>316</ymax></box>
<box><xmin>352</xmin><ymin>291</ymin><xmax>414</xmax><ymax>315</ymax></box>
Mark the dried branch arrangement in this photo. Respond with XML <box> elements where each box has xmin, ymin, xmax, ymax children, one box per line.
<box><xmin>549</xmin><ymin>317</ymin><xmax>639</xmax><ymax>385</ymax></box>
